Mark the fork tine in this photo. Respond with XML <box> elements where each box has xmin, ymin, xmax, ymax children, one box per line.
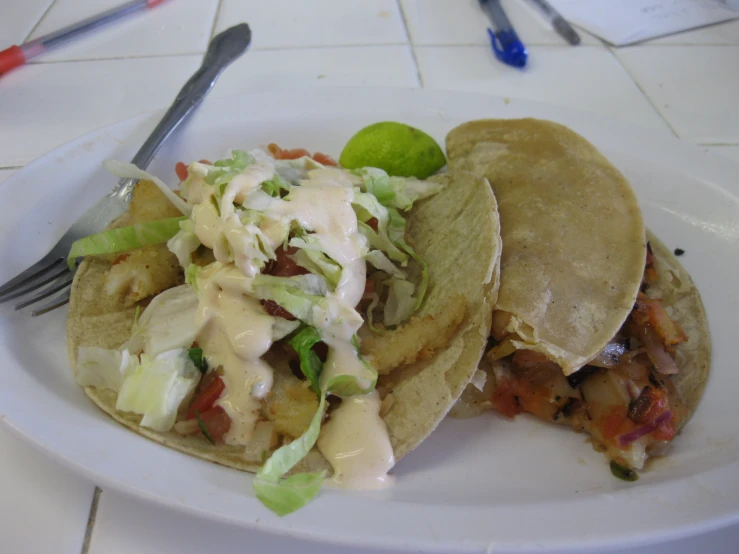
<box><xmin>0</xmin><ymin>254</ymin><xmax>65</xmax><ymax>297</ymax></box>
<box><xmin>0</xmin><ymin>264</ymin><xmax>70</xmax><ymax>303</ymax></box>
<box><xmin>30</xmin><ymin>286</ymin><xmax>72</xmax><ymax>317</ymax></box>
<box><xmin>14</xmin><ymin>272</ymin><xmax>75</xmax><ymax>311</ymax></box>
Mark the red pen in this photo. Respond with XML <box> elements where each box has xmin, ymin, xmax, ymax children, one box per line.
<box><xmin>0</xmin><ymin>0</ymin><xmax>167</xmax><ymax>75</ymax></box>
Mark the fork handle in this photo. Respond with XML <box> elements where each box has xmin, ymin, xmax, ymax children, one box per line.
<box><xmin>109</xmin><ymin>23</ymin><xmax>252</xmax><ymax>203</ymax></box>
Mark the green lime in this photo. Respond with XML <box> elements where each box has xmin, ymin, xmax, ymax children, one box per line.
<box><xmin>339</xmin><ymin>122</ymin><xmax>446</xmax><ymax>179</ymax></box>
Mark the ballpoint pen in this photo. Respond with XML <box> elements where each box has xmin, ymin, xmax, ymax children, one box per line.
<box><xmin>479</xmin><ymin>0</ymin><xmax>528</xmax><ymax>69</ymax></box>
<box><xmin>525</xmin><ymin>0</ymin><xmax>581</xmax><ymax>45</ymax></box>
<box><xmin>0</xmin><ymin>0</ymin><xmax>167</xmax><ymax>75</ymax></box>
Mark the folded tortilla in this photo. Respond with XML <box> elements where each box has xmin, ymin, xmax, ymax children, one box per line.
<box><xmin>447</xmin><ymin>118</ymin><xmax>646</xmax><ymax>375</ymax></box>
<box><xmin>67</xmin><ymin>169</ymin><xmax>502</xmax><ymax>473</ymax></box>
<box><xmin>446</xmin><ymin>119</ymin><xmax>710</xmax><ymax>446</ymax></box>
<box><xmin>644</xmin><ymin>231</ymin><xmax>710</xmax><ymax>418</ymax></box>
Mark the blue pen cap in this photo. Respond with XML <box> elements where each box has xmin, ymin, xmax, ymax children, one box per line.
<box><xmin>487</xmin><ymin>28</ymin><xmax>528</xmax><ymax>68</ymax></box>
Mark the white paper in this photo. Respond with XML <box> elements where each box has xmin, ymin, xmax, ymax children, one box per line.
<box><xmin>547</xmin><ymin>0</ymin><xmax>739</xmax><ymax>46</ymax></box>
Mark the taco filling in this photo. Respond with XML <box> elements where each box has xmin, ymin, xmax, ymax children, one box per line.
<box><xmin>445</xmin><ymin>118</ymin><xmax>710</xmax><ymax>479</ymax></box>
<box><xmin>68</xmin><ymin>144</ymin><xmax>502</xmax><ymax>515</ymax></box>
<box><xmin>480</xmin><ymin>240</ymin><xmax>689</xmax><ymax>472</ymax></box>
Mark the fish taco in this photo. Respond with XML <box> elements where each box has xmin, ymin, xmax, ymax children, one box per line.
<box><xmin>446</xmin><ymin>119</ymin><xmax>710</xmax><ymax>476</ymax></box>
<box><xmin>67</xmin><ymin>145</ymin><xmax>501</xmax><ymax>513</ymax></box>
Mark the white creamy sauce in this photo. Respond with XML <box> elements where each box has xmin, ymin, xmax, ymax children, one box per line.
<box><xmin>221</xmin><ymin>164</ymin><xmax>274</xmax><ymax>216</ymax></box>
<box><xmin>319</xmin><ymin>340</ymin><xmax>375</xmax><ymax>392</ymax></box>
<box><xmin>137</xmin><ymin>284</ymin><xmax>200</xmax><ymax>356</ymax></box>
<box><xmin>317</xmin><ymin>391</ymin><xmax>395</xmax><ymax>490</ymax></box>
<box><xmin>192</xmin><ymin>202</ymin><xmax>221</xmax><ymax>249</ymax></box>
<box><xmin>179</xmin><ymin>159</ymin><xmax>395</xmax><ymax>485</ymax></box>
<box><xmin>194</xmin><ymin>265</ymin><xmax>276</xmax><ymax>446</ymax></box>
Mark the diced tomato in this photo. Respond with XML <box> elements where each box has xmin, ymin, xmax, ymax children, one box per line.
<box><xmin>599</xmin><ymin>405</ymin><xmax>637</xmax><ymax>445</ymax></box>
<box><xmin>629</xmin><ymin>387</ymin><xmax>669</xmax><ymax>424</ymax></box>
<box><xmin>259</xmin><ymin>247</ymin><xmax>308</xmax><ymax>320</ymax></box>
<box><xmin>632</xmin><ymin>293</ymin><xmax>687</xmax><ymax>347</ymax></box>
<box><xmin>268</xmin><ymin>143</ymin><xmax>338</xmax><ymax>166</ymax></box>
<box><xmin>652</xmin><ymin>416</ymin><xmax>677</xmax><ymax>442</ymax></box>
<box><xmin>313</xmin><ymin>341</ymin><xmax>328</xmax><ymax>361</ymax></box>
<box><xmin>362</xmin><ymin>279</ymin><xmax>375</xmax><ymax>301</ymax></box>
<box><xmin>268</xmin><ymin>143</ymin><xmax>311</xmax><ymax>160</ymax></box>
<box><xmin>194</xmin><ymin>406</ymin><xmax>231</xmax><ymax>443</ymax></box>
<box><xmin>175</xmin><ymin>159</ymin><xmax>212</xmax><ymax>182</ymax></box>
<box><xmin>312</xmin><ymin>152</ymin><xmax>338</xmax><ymax>166</ymax></box>
<box><xmin>261</xmin><ymin>299</ymin><xmax>295</xmax><ymax>320</ymax></box>
<box><xmin>186</xmin><ymin>374</ymin><xmax>225</xmax><ymax>420</ymax></box>
<box><xmin>643</xmin><ymin>242</ymin><xmax>658</xmax><ymax>285</ymax></box>
<box><xmin>491</xmin><ymin>378</ymin><xmax>522</xmax><ymax>418</ymax></box>
<box><xmin>647</xmin><ymin>299</ymin><xmax>687</xmax><ymax>347</ymax></box>
<box><xmin>270</xmin><ymin>246</ymin><xmax>309</xmax><ymax>278</ymax></box>
<box><xmin>366</xmin><ymin>217</ymin><xmax>379</xmax><ymax>231</ymax></box>
<box><xmin>175</xmin><ymin>162</ymin><xmax>189</xmax><ymax>181</ymax></box>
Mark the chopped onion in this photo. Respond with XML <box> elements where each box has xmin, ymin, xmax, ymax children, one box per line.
<box><xmin>619</xmin><ymin>410</ymin><xmax>672</xmax><ymax>447</ymax></box>
<box><xmin>244</xmin><ymin>421</ymin><xmax>277</xmax><ymax>463</ymax></box>
<box><xmin>640</xmin><ymin>326</ymin><xmax>680</xmax><ymax>375</ymax></box>
<box><xmin>174</xmin><ymin>419</ymin><xmax>200</xmax><ymax>435</ymax></box>
<box><xmin>470</xmin><ymin>369</ymin><xmax>487</xmax><ymax>392</ymax></box>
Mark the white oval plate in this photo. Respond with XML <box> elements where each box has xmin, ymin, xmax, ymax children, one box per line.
<box><xmin>1</xmin><ymin>88</ymin><xmax>738</xmax><ymax>553</ymax></box>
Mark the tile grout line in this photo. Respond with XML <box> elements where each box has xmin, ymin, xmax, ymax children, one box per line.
<box><xmin>80</xmin><ymin>487</ymin><xmax>102</xmax><ymax>554</ymax></box>
<box><xmin>22</xmin><ymin>0</ymin><xmax>59</xmax><ymax>42</ymax></box>
<box><xmin>208</xmin><ymin>0</ymin><xmax>225</xmax><ymax>42</ymax></box>
<box><xmin>395</xmin><ymin>0</ymin><xmax>424</xmax><ymax>87</ymax></box>
<box><xmin>605</xmin><ymin>45</ymin><xmax>681</xmax><ymax>140</ymax></box>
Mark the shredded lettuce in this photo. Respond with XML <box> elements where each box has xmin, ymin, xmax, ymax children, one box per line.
<box><xmin>272</xmin><ymin>318</ymin><xmax>301</xmax><ymax>341</ymax></box>
<box><xmin>251</xmin><ymin>283</ymin><xmax>322</xmax><ymax>323</ymax></box>
<box><xmin>75</xmin><ymin>347</ymin><xmax>134</xmax><ymax>392</ymax></box>
<box><xmin>387</xmin><ymin>208</ymin><xmax>428</xmax><ymax>310</ymax></box>
<box><xmin>288</xmin><ymin>327</ymin><xmax>323</xmax><ymax>392</ymax></box>
<box><xmin>252</xmin><ymin>370</ymin><xmax>374</xmax><ymax>517</ymax></box>
<box><xmin>67</xmin><ymin>217</ymin><xmax>186</xmax><ymax>268</ymax></box>
<box><xmin>206</xmin><ymin>149</ymin><xmax>255</xmax><ymax>190</ymax></box>
<box><xmin>130</xmin><ymin>284</ymin><xmax>199</xmax><ymax>356</ymax></box>
<box><xmin>188</xmin><ymin>347</ymin><xmax>208</xmax><ymax>374</ymax></box>
<box><xmin>103</xmin><ymin>160</ymin><xmax>191</xmax><ymax>215</ymax></box>
<box><xmin>384</xmin><ymin>277</ymin><xmax>417</xmax><ymax>326</ymax></box>
<box><xmin>365</xmin><ymin>290</ymin><xmax>382</xmax><ymax>334</ymax></box>
<box><xmin>185</xmin><ymin>264</ymin><xmax>200</xmax><ymax>289</ymax></box>
<box><xmin>352</xmin><ymin>192</ymin><xmax>408</xmax><ymax>263</ymax></box>
<box><xmin>253</xmin><ymin>273</ymin><xmax>327</xmax><ymax>296</ymax></box>
<box><xmin>167</xmin><ymin>219</ymin><xmax>201</xmax><ymax>267</ymax></box>
<box><xmin>365</xmin><ymin>250</ymin><xmax>406</xmax><ymax>279</ymax></box>
<box><xmin>116</xmin><ymin>349</ymin><xmax>200</xmax><ymax>432</ymax></box>
<box><xmin>354</xmin><ymin>167</ymin><xmax>443</xmax><ymax>210</ymax></box>
<box><xmin>288</xmin><ymin>236</ymin><xmax>343</xmax><ymax>288</ymax></box>
<box><xmin>261</xmin><ymin>172</ymin><xmax>290</xmax><ymax>197</ymax></box>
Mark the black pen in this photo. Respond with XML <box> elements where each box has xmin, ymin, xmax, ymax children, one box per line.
<box><xmin>525</xmin><ymin>0</ymin><xmax>581</xmax><ymax>45</ymax></box>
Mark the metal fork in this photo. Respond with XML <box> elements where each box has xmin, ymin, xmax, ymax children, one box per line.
<box><xmin>0</xmin><ymin>23</ymin><xmax>251</xmax><ymax>316</ymax></box>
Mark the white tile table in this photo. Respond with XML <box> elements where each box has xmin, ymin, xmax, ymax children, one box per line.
<box><xmin>1</xmin><ymin>1</ymin><xmax>738</xmax><ymax>553</ymax></box>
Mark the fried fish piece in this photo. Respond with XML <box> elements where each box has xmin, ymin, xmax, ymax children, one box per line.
<box><xmin>360</xmin><ymin>294</ymin><xmax>466</xmax><ymax>375</ymax></box>
<box><xmin>103</xmin><ymin>180</ymin><xmax>184</xmax><ymax>305</ymax></box>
